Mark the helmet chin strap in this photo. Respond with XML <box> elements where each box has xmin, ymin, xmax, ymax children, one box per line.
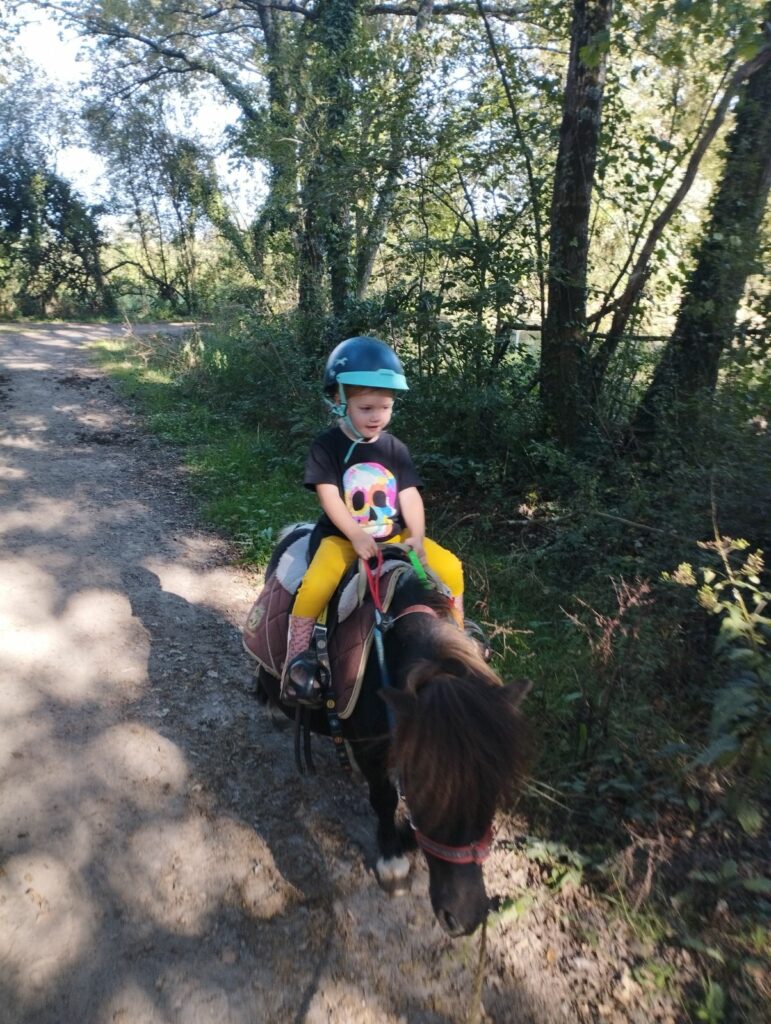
<box><xmin>324</xmin><ymin>383</ymin><xmax>365</xmax><ymax>463</ymax></box>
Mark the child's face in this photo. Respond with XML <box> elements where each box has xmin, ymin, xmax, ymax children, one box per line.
<box><xmin>342</xmin><ymin>389</ymin><xmax>395</xmax><ymax>440</ymax></box>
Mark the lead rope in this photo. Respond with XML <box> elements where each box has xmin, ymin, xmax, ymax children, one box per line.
<box><xmin>467</xmin><ymin>918</ymin><xmax>488</xmax><ymax>1024</ymax></box>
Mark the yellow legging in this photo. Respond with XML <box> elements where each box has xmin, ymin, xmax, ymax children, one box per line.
<box><xmin>292</xmin><ymin>532</ymin><xmax>463</xmax><ymax>619</ymax></box>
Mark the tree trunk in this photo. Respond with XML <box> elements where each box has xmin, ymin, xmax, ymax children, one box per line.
<box><xmin>589</xmin><ymin>45</ymin><xmax>771</xmax><ymax>398</ymax></box>
<box><xmin>355</xmin><ymin>9</ymin><xmax>433</xmax><ymax>299</ymax></box>
<box><xmin>254</xmin><ymin>2</ymin><xmax>303</xmax><ymax>296</ymax></box>
<box><xmin>299</xmin><ymin>0</ymin><xmax>363</xmax><ymax>319</ymax></box>
<box><xmin>540</xmin><ymin>0</ymin><xmax>613</xmax><ymax>446</ymax></box>
<box><xmin>355</xmin><ymin>146</ymin><xmax>403</xmax><ymax>299</ymax></box>
<box><xmin>634</xmin><ymin>21</ymin><xmax>771</xmax><ymax>438</ymax></box>
<box><xmin>298</xmin><ymin>171</ymin><xmax>326</xmax><ymax>320</ymax></box>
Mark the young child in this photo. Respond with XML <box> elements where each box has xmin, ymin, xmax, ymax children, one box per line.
<box><xmin>281</xmin><ymin>335</ymin><xmax>464</xmax><ymax>704</ymax></box>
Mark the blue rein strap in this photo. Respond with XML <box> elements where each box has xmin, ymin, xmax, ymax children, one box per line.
<box><xmin>372</xmin><ymin>607</ymin><xmax>396</xmax><ymax>730</ymax></box>
<box><xmin>364</xmin><ymin>547</ymin><xmax>435</xmax><ymax>732</ymax></box>
<box><xmin>363</xmin><ymin>550</ymin><xmax>398</xmax><ymax>731</ymax></box>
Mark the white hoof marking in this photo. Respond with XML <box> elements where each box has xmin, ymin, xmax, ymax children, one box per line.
<box><xmin>376</xmin><ymin>856</ymin><xmax>410</xmax><ymax>884</ymax></box>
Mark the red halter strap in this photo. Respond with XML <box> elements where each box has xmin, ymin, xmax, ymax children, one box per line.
<box><xmin>412</xmin><ymin>826</ymin><xmax>494</xmax><ymax>865</ymax></box>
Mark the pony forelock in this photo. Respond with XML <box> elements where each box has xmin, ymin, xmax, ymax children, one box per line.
<box><xmin>390</xmin><ymin>620</ymin><xmax>530</xmax><ymax>839</ymax></box>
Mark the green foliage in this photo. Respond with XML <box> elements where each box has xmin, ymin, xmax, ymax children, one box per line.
<box><xmin>693</xmin><ymin>977</ymin><xmax>726</xmax><ymax>1024</ymax></box>
<box><xmin>687</xmin><ymin>859</ymin><xmax>771</xmax><ymax>897</ymax></box>
<box><xmin>0</xmin><ymin>156</ymin><xmax>112</xmax><ymax>318</ymax></box>
<box><xmin>519</xmin><ymin>836</ymin><xmax>589</xmax><ymax>892</ymax></box>
<box><xmin>84</xmin><ymin>97</ymin><xmax>234</xmax><ymax>317</ymax></box>
<box><xmin>0</xmin><ymin>68</ymin><xmax>113</xmax><ymax>317</ymax></box>
<box><xmin>91</xmin><ymin>326</ymin><xmax>319</xmax><ymax>566</ymax></box>
<box><xmin>665</xmin><ymin>538</ymin><xmax>771</xmax><ymax>832</ymax></box>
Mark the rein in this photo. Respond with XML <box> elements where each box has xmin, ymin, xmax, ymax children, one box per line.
<box><xmin>362</xmin><ymin>548</ymin><xmax>439</xmax><ymax>723</ymax></box>
<box><xmin>363</xmin><ymin>549</ymin><xmax>493</xmax><ymax>869</ymax></box>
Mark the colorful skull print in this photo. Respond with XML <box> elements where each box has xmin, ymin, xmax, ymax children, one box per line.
<box><xmin>342</xmin><ymin>462</ymin><xmax>398</xmax><ymax>538</ymax></box>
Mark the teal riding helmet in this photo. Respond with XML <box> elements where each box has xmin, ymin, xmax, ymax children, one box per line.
<box><xmin>323</xmin><ymin>336</ymin><xmax>408</xmax><ymax>457</ymax></box>
<box><xmin>323</xmin><ymin>336</ymin><xmax>408</xmax><ymax>397</ymax></box>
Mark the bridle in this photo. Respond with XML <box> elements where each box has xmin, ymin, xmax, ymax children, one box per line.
<box><xmin>363</xmin><ymin>549</ymin><xmax>494</xmax><ymax>867</ymax></box>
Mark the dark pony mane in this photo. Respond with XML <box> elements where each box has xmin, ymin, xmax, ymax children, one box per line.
<box><xmin>389</xmin><ymin>572</ymin><xmax>457</xmax><ymax>618</ymax></box>
<box><xmin>387</xmin><ymin>584</ymin><xmax>530</xmax><ymax>838</ymax></box>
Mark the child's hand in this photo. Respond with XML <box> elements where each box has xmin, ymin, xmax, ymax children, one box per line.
<box><xmin>352</xmin><ymin>530</ymin><xmax>379</xmax><ymax>561</ymax></box>
<box><xmin>403</xmin><ymin>535</ymin><xmax>427</xmax><ymax>565</ymax></box>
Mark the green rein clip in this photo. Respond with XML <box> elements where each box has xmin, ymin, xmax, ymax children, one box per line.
<box><xmin>407</xmin><ymin>549</ymin><xmax>432</xmax><ymax>589</ymax></box>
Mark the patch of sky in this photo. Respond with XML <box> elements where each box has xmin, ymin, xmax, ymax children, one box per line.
<box><xmin>12</xmin><ymin>5</ymin><xmax>264</xmax><ymax>221</ymax></box>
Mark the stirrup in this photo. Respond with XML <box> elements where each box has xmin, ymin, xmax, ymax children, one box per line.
<box><xmin>464</xmin><ymin>618</ymin><xmax>492</xmax><ymax>663</ymax></box>
<box><xmin>280</xmin><ymin>650</ymin><xmax>325</xmax><ymax>708</ymax></box>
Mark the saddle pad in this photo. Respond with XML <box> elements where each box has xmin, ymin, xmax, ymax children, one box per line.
<box><xmin>274</xmin><ymin>530</ymin><xmax>313</xmax><ymax>594</ymax></box>
<box><xmin>242</xmin><ymin>572</ymin><xmax>293</xmax><ymax>678</ymax></box>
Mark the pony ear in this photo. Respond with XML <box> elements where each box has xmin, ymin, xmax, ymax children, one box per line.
<box><xmin>504</xmin><ymin>677</ymin><xmax>533</xmax><ymax>708</ymax></box>
<box><xmin>379</xmin><ymin>688</ymin><xmax>417</xmax><ymax>719</ymax></box>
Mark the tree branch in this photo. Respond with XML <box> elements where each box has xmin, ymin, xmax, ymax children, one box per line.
<box><xmin>475</xmin><ymin>0</ymin><xmax>546</xmax><ymax>323</ymax></box>
<box><xmin>35</xmin><ymin>3</ymin><xmax>264</xmax><ymax>123</ymax></box>
<box><xmin>590</xmin><ymin>45</ymin><xmax>771</xmax><ymax>381</ymax></box>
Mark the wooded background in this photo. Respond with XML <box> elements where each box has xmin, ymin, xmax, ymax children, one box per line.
<box><xmin>3</xmin><ymin>4</ymin><xmax>770</xmax><ymax>1010</ymax></box>
<box><xmin>2</xmin><ymin>1</ymin><xmax>769</xmax><ymax>445</ymax></box>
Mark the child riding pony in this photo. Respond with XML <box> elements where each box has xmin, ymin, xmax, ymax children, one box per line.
<box><xmin>282</xmin><ymin>336</ymin><xmax>465</xmax><ymax>705</ymax></box>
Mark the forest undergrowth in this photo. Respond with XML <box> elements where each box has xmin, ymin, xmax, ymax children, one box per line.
<box><xmin>92</xmin><ymin>318</ymin><xmax>770</xmax><ymax>1022</ymax></box>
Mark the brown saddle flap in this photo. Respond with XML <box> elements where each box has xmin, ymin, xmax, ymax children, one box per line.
<box><xmin>327</xmin><ymin>564</ymin><xmax>408</xmax><ymax>717</ymax></box>
<box><xmin>242</xmin><ymin>573</ymin><xmax>293</xmax><ymax>678</ymax></box>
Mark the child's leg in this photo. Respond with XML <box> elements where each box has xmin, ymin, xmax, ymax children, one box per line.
<box><xmin>282</xmin><ymin>535</ymin><xmax>357</xmax><ymax>704</ymax></box>
<box><xmin>421</xmin><ymin>537</ymin><xmax>464</xmax><ymax>624</ymax></box>
<box><xmin>292</xmin><ymin>535</ymin><xmax>358</xmax><ymax>618</ymax></box>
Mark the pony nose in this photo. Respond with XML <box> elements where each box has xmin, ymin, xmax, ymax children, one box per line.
<box><xmin>436</xmin><ymin>908</ymin><xmax>465</xmax><ymax>937</ymax></box>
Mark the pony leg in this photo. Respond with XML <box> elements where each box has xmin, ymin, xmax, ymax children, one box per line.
<box><xmin>360</xmin><ymin>752</ymin><xmax>411</xmax><ymax>894</ymax></box>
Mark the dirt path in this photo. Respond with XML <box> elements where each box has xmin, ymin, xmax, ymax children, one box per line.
<box><xmin>0</xmin><ymin>324</ymin><xmax>686</xmax><ymax>1024</ymax></box>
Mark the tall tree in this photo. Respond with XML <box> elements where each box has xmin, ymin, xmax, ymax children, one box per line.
<box><xmin>0</xmin><ymin>60</ymin><xmax>113</xmax><ymax>315</ymax></box>
<box><xmin>634</xmin><ymin>6</ymin><xmax>771</xmax><ymax>435</ymax></box>
<box><xmin>36</xmin><ymin>1</ymin><xmax>534</xmax><ymax>321</ymax></box>
<box><xmin>588</xmin><ymin>40</ymin><xmax>771</xmax><ymax>397</ymax></box>
<box><xmin>539</xmin><ymin>0</ymin><xmax>613</xmax><ymax>445</ymax></box>
<box><xmin>295</xmin><ymin>0</ymin><xmax>364</xmax><ymax>319</ymax></box>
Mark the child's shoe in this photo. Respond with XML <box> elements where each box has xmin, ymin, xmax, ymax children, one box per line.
<box><xmin>280</xmin><ymin>614</ymin><xmax>323</xmax><ymax>706</ymax></box>
<box><xmin>464</xmin><ymin>618</ymin><xmax>493</xmax><ymax>663</ymax></box>
<box><xmin>452</xmin><ymin>596</ymin><xmax>492</xmax><ymax>662</ymax></box>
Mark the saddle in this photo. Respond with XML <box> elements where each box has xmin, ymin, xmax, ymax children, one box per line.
<box><xmin>242</xmin><ymin>533</ymin><xmax>446</xmax><ymax>718</ymax></box>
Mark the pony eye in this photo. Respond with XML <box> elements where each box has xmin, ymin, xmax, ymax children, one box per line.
<box><xmin>352</xmin><ymin>491</ymin><xmax>366</xmax><ymax>511</ymax></box>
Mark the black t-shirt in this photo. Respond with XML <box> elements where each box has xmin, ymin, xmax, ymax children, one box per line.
<box><xmin>303</xmin><ymin>426</ymin><xmax>423</xmax><ymax>542</ymax></box>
